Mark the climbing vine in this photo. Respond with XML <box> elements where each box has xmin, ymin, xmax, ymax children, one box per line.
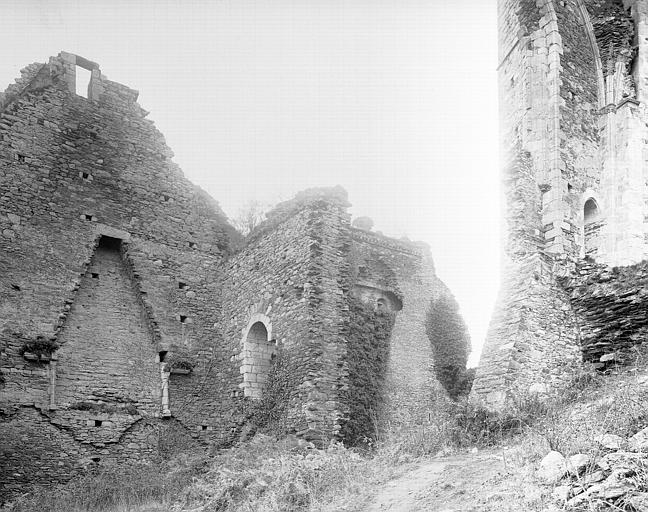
<box><xmin>236</xmin><ymin>351</ymin><xmax>296</xmax><ymax>439</ymax></box>
<box><xmin>425</xmin><ymin>287</ymin><xmax>472</xmax><ymax>400</ymax></box>
<box><xmin>340</xmin><ymin>298</ymin><xmax>395</xmax><ymax>446</ymax></box>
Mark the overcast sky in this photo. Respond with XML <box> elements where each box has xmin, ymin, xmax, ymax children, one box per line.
<box><xmin>1</xmin><ymin>0</ymin><xmax>499</xmax><ymax>366</ymax></box>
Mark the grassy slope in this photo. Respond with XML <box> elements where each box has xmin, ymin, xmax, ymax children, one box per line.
<box><xmin>6</xmin><ymin>364</ymin><xmax>648</xmax><ymax>512</ymax></box>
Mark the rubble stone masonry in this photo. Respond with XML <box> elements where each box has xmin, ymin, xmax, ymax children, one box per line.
<box><xmin>0</xmin><ymin>53</ymin><xmax>448</xmax><ymax>498</ymax></box>
<box><xmin>474</xmin><ymin>0</ymin><xmax>648</xmax><ymax>406</ymax></box>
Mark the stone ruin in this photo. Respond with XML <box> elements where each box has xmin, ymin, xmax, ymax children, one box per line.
<box><xmin>0</xmin><ymin>52</ymin><xmax>454</xmax><ymax>497</ymax></box>
<box><xmin>472</xmin><ymin>0</ymin><xmax>648</xmax><ymax>406</ymax></box>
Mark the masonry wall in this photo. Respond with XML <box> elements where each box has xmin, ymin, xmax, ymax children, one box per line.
<box><xmin>221</xmin><ymin>189</ymin><xmax>352</xmax><ymax>442</ymax></box>
<box><xmin>474</xmin><ymin>0</ymin><xmax>648</xmax><ymax>405</ymax></box>
<box><xmin>349</xmin><ymin>229</ymin><xmax>444</xmax><ymax>426</ymax></box>
<box><xmin>0</xmin><ymin>52</ymin><xmax>453</xmax><ymax>496</ymax></box>
<box><xmin>562</xmin><ymin>261</ymin><xmax>648</xmax><ymax>365</ymax></box>
<box><xmin>221</xmin><ymin>193</ymin><xmax>447</xmax><ymax>442</ymax></box>
<box><xmin>0</xmin><ymin>52</ymin><xmax>239</xmax><ymax>496</ymax></box>
<box><xmin>473</xmin><ymin>0</ymin><xmax>595</xmax><ymax>405</ymax></box>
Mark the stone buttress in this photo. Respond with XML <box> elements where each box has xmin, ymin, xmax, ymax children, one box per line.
<box><xmin>473</xmin><ymin>0</ymin><xmax>648</xmax><ymax>406</ymax></box>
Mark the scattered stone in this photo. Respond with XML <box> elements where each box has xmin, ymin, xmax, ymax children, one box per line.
<box><xmin>538</xmin><ymin>451</ymin><xmax>567</xmax><ymax>483</ymax></box>
<box><xmin>628</xmin><ymin>493</ymin><xmax>648</xmax><ymax>512</ymax></box>
<box><xmin>598</xmin><ymin>472</ymin><xmax>632</xmax><ymax>499</ymax></box>
<box><xmin>566</xmin><ymin>453</ymin><xmax>589</xmax><ymax>475</ymax></box>
<box><xmin>581</xmin><ymin>470</ymin><xmax>605</xmax><ymax>486</ymax></box>
<box><xmin>595</xmin><ymin>433</ymin><xmax>624</xmax><ymax>450</ymax></box>
<box><xmin>529</xmin><ymin>383</ymin><xmax>549</xmax><ymax>394</ymax></box>
<box><xmin>628</xmin><ymin>426</ymin><xmax>648</xmax><ymax>452</ymax></box>
<box><xmin>552</xmin><ymin>484</ymin><xmax>571</xmax><ymax>503</ymax></box>
<box><xmin>598</xmin><ymin>451</ymin><xmax>648</xmax><ymax>471</ymax></box>
<box><xmin>352</xmin><ymin>216</ymin><xmax>374</xmax><ymax>231</ymax></box>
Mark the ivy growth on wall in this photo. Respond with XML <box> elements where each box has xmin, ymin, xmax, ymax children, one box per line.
<box><xmin>341</xmin><ymin>298</ymin><xmax>395</xmax><ymax>446</ymax></box>
<box><xmin>238</xmin><ymin>351</ymin><xmax>295</xmax><ymax>438</ymax></box>
<box><xmin>425</xmin><ymin>287</ymin><xmax>472</xmax><ymax>400</ymax></box>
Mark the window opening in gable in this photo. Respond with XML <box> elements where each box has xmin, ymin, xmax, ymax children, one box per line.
<box><xmin>76</xmin><ymin>66</ymin><xmax>92</xmax><ymax>98</ymax></box>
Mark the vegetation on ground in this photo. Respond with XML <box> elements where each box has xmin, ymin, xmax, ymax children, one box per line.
<box><xmin>7</xmin><ymin>364</ymin><xmax>648</xmax><ymax>512</ymax></box>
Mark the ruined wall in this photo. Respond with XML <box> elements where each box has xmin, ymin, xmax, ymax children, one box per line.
<box><xmin>474</xmin><ymin>0</ymin><xmax>600</xmax><ymax>404</ymax></box>
<box><xmin>0</xmin><ymin>52</ymin><xmax>453</xmax><ymax>496</ymax></box>
<box><xmin>562</xmin><ymin>261</ymin><xmax>648</xmax><ymax>365</ymax></box>
<box><xmin>0</xmin><ymin>52</ymin><xmax>239</xmax><ymax>495</ymax></box>
<box><xmin>221</xmin><ymin>188</ymin><xmax>351</xmax><ymax>442</ymax></box>
<box><xmin>349</xmin><ymin>229</ymin><xmax>444</xmax><ymax>427</ymax></box>
<box><xmin>222</xmin><ymin>192</ymin><xmax>447</xmax><ymax>442</ymax></box>
<box><xmin>475</xmin><ymin>0</ymin><xmax>648</xmax><ymax>404</ymax></box>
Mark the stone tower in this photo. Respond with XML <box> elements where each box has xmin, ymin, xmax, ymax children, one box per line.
<box><xmin>472</xmin><ymin>0</ymin><xmax>648</xmax><ymax>405</ymax></box>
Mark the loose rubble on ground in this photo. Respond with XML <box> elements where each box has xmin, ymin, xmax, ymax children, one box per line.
<box><xmin>540</xmin><ymin>427</ymin><xmax>648</xmax><ymax>510</ymax></box>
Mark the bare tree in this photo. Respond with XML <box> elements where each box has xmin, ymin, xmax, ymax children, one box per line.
<box><xmin>231</xmin><ymin>200</ymin><xmax>267</xmax><ymax>236</ymax></box>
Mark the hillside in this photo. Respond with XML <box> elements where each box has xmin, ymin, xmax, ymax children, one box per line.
<box><xmin>6</xmin><ymin>360</ymin><xmax>648</xmax><ymax>512</ymax></box>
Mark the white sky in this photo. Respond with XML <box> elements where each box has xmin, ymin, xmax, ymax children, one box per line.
<box><xmin>1</xmin><ymin>0</ymin><xmax>500</xmax><ymax>366</ymax></box>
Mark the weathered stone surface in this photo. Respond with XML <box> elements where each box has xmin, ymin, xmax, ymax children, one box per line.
<box><xmin>596</xmin><ymin>434</ymin><xmax>625</xmax><ymax>450</ymax></box>
<box><xmin>0</xmin><ymin>52</ymin><xmax>448</xmax><ymax>498</ymax></box>
<box><xmin>628</xmin><ymin>493</ymin><xmax>648</xmax><ymax>512</ymax></box>
<box><xmin>538</xmin><ymin>451</ymin><xmax>567</xmax><ymax>483</ymax></box>
<box><xmin>552</xmin><ymin>484</ymin><xmax>571</xmax><ymax>503</ymax></box>
<box><xmin>628</xmin><ymin>426</ymin><xmax>648</xmax><ymax>452</ymax></box>
<box><xmin>566</xmin><ymin>453</ymin><xmax>590</xmax><ymax>475</ymax></box>
<box><xmin>472</xmin><ymin>0</ymin><xmax>648</xmax><ymax>404</ymax></box>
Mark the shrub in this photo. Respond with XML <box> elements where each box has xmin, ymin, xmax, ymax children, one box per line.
<box><xmin>340</xmin><ymin>299</ymin><xmax>395</xmax><ymax>446</ymax></box>
<box><xmin>164</xmin><ymin>353</ymin><xmax>196</xmax><ymax>371</ymax></box>
<box><xmin>6</xmin><ymin>457</ymin><xmax>206</xmax><ymax>512</ymax></box>
<box><xmin>18</xmin><ymin>337</ymin><xmax>59</xmax><ymax>357</ymax></box>
<box><xmin>425</xmin><ymin>286</ymin><xmax>472</xmax><ymax>400</ymax></box>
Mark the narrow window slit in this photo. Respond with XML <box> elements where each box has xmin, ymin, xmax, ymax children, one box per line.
<box><xmin>75</xmin><ymin>66</ymin><xmax>91</xmax><ymax>98</ymax></box>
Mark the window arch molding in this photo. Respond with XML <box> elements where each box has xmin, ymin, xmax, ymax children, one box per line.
<box><xmin>581</xmin><ymin>190</ymin><xmax>604</xmax><ymax>260</ymax></box>
<box><xmin>241</xmin><ymin>313</ymin><xmax>273</xmax><ymax>343</ymax></box>
<box><xmin>239</xmin><ymin>313</ymin><xmax>275</xmax><ymax>399</ymax></box>
<box><xmin>580</xmin><ymin>190</ymin><xmax>603</xmax><ymax>221</ymax></box>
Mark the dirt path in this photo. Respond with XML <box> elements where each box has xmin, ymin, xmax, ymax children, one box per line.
<box><xmin>364</xmin><ymin>451</ymin><xmax>547</xmax><ymax>512</ymax></box>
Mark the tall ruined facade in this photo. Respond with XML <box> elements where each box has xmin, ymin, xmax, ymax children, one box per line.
<box><xmin>0</xmin><ymin>52</ymin><xmax>448</xmax><ymax>497</ymax></box>
<box><xmin>473</xmin><ymin>0</ymin><xmax>648</xmax><ymax>405</ymax></box>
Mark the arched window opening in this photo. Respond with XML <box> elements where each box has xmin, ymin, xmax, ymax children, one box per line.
<box><xmin>241</xmin><ymin>320</ymin><xmax>275</xmax><ymax>399</ymax></box>
<box><xmin>584</xmin><ymin>198</ymin><xmax>600</xmax><ymax>224</ymax></box>
<box><xmin>248</xmin><ymin>322</ymin><xmax>268</xmax><ymax>344</ymax></box>
<box><xmin>583</xmin><ymin>197</ymin><xmax>602</xmax><ymax>259</ymax></box>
